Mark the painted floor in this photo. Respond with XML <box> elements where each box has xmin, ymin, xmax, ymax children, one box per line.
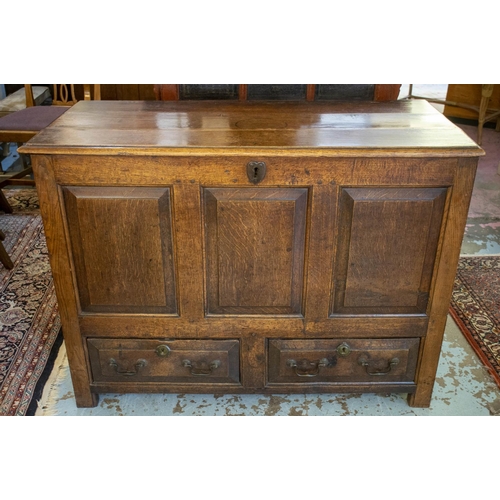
<box><xmin>24</xmin><ymin>85</ymin><xmax>500</xmax><ymax>416</ymax></box>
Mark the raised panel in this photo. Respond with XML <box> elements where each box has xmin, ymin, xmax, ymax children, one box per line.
<box><xmin>63</xmin><ymin>186</ymin><xmax>177</xmax><ymax>314</ymax></box>
<box><xmin>332</xmin><ymin>187</ymin><xmax>448</xmax><ymax>315</ymax></box>
<box><xmin>204</xmin><ymin>187</ymin><xmax>308</xmax><ymax>315</ymax></box>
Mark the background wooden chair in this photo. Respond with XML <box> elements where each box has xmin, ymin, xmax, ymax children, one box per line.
<box><xmin>0</xmin><ymin>85</ymin><xmax>51</xmax><ymax>118</ymax></box>
<box><xmin>408</xmin><ymin>84</ymin><xmax>500</xmax><ymax>145</ymax></box>
<box><xmin>0</xmin><ymin>84</ymin><xmax>101</xmax><ymax>213</ymax></box>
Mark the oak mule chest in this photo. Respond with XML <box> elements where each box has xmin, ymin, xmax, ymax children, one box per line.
<box><xmin>21</xmin><ymin>100</ymin><xmax>482</xmax><ymax>408</ymax></box>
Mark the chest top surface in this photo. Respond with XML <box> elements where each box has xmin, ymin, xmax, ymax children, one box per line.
<box><xmin>21</xmin><ymin>99</ymin><xmax>483</xmax><ymax>157</ymax></box>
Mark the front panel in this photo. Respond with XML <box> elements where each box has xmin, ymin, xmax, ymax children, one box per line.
<box><xmin>32</xmin><ymin>150</ymin><xmax>472</xmax><ymax>409</ymax></box>
<box><xmin>332</xmin><ymin>187</ymin><xmax>448</xmax><ymax>315</ymax></box>
<box><xmin>203</xmin><ymin>187</ymin><xmax>308</xmax><ymax>315</ymax></box>
<box><xmin>63</xmin><ymin>186</ymin><xmax>177</xmax><ymax>314</ymax></box>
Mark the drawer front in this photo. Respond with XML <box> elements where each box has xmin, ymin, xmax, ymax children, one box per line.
<box><xmin>268</xmin><ymin>338</ymin><xmax>419</xmax><ymax>384</ymax></box>
<box><xmin>88</xmin><ymin>339</ymin><xmax>240</xmax><ymax>384</ymax></box>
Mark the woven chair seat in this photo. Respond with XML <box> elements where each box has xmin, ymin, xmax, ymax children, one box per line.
<box><xmin>0</xmin><ymin>86</ymin><xmax>51</xmax><ymax>118</ymax></box>
<box><xmin>0</xmin><ymin>105</ymin><xmax>70</xmax><ymax>131</ymax></box>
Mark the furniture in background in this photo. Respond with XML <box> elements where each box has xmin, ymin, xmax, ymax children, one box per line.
<box><xmin>1</xmin><ymin>85</ymin><xmax>402</xmax><ymax>108</ymax></box>
<box><xmin>445</xmin><ymin>85</ymin><xmax>500</xmax><ymax>175</ymax></box>
<box><xmin>100</xmin><ymin>84</ymin><xmax>156</xmax><ymax>101</ymax></box>
<box><xmin>0</xmin><ymin>84</ymin><xmax>101</xmax><ymax>213</ymax></box>
<box><xmin>154</xmin><ymin>84</ymin><xmax>401</xmax><ymax>101</ymax></box>
<box><xmin>32</xmin><ymin>84</ymin><xmax>152</xmax><ymax>102</ymax></box>
<box><xmin>0</xmin><ymin>85</ymin><xmax>51</xmax><ymax>118</ymax></box>
<box><xmin>409</xmin><ymin>84</ymin><xmax>500</xmax><ymax>145</ymax></box>
<box><xmin>21</xmin><ymin>99</ymin><xmax>482</xmax><ymax>408</ymax></box>
<box><xmin>1</xmin><ymin>85</ymin><xmax>51</xmax><ymax>168</ymax></box>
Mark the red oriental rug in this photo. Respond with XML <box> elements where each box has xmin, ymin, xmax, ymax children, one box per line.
<box><xmin>0</xmin><ymin>188</ymin><xmax>62</xmax><ymax>416</ymax></box>
<box><xmin>450</xmin><ymin>256</ymin><xmax>500</xmax><ymax>389</ymax></box>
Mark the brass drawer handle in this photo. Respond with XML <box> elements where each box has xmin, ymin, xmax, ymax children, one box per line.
<box><xmin>286</xmin><ymin>357</ymin><xmax>334</xmax><ymax>377</ymax></box>
<box><xmin>357</xmin><ymin>356</ymin><xmax>399</xmax><ymax>376</ymax></box>
<box><xmin>182</xmin><ymin>359</ymin><xmax>221</xmax><ymax>376</ymax></box>
<box><xmin>109</xmin><ymin>358</ymin><xmax>147</xmax><ymax>376</ymax></box>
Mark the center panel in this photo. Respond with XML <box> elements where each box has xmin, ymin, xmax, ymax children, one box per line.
<box><xmin>217</xmin><ymin>199</ymin><xmax>295</xmax><ymax>308</ymax></box>
<box><xmin>203</xmin><ymin>187</ymin><xmax>308</xmax><ymax>315</ymax></box>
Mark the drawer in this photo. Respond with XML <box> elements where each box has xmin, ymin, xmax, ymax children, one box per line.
<box><xmin>87</xmin><ymin>339</ymin><xmax>240</xmax><ymax>384</ymax></box>
<box><xmin>268</xmin><ymin>338</ymin><xmax>419</xmax><ymax>384</ymax></box>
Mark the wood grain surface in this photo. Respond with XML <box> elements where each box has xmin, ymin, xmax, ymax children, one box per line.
<box><xmin>21</xmin><ymin>100</ymin><xmax>482</xmax><ymax>157</ymax></box>
<box><xmin>204</xmin><ymin>187</ymin><xmax>307</xmax><ymax>315</ymax></box>
<box><xmin>27</xmin><ymin>100</ymin><xmax>481</xmax><ymax>408</ymax></box>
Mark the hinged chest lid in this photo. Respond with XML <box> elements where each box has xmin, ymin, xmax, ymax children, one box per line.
<box><xmin>21</xmin><ymin>99</ymin><xmax>483</xmax><ymax>157</ymax></box>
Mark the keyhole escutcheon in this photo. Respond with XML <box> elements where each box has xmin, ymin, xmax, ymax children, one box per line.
<box><xmin>247</xmin><ymin>161</ymin><xmax>266</xmax><ymax>184</ymax></box>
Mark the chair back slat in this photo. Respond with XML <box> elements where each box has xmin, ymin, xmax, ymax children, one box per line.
<box><xmin>23</xmin><ymin>84</ymin><xmax>101</xmax><ymax>107</ymax></box>
<box><xmin>52</xmin><ymin>84</ymin><xmax>78</xmax><ymax>106</ymax></box>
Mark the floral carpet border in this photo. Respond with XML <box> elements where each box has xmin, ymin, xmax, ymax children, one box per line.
<box><xmin>449</xmin><ymin>256</ymin><xmax>500</xmax><ymax>389</ymax></box>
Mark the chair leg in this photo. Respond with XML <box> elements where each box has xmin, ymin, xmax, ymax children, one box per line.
<box><xmin>478</xmin><ymin>84</ymin><xmax>494</xmax><ymax>145</ymax></box>
<box><xmin>1</xmin><ymin>143</ymin><xmax>7</xmax><ymax>174</ymax></box>
<box><xmin>17</xmin><ymin>142</ymin><xmax>31</xmax><ymax>169</ymax></box>
<box><xmin>0</xmin><ymin>189</ymin><xmax>13</xmax><ymax>213</ymax></box>
<box><xmin>0</xmin><ymin>229</ymin><xmax>14</xmax><ymax>270</ymax></box>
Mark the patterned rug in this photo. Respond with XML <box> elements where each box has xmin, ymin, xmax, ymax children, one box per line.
<box><xmin>450</xmin><ymin>256</ymin><xmax>500</xmax><ymax>388</ymax></box>
<box><xmin>0</xmin><ymin>188</ymin><xmax>61</xmax><ymax>416</ymax></box>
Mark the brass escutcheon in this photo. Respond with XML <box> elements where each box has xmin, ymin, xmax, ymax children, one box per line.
<box><xmin>336</xmin><ymin>342</ymin><xmax>351</xmax><ymax>357</ymax></box>
<box><xmin>155</xmin><ymin>344</ymin><xmax>171</xmax><ymax>357</ymax></box>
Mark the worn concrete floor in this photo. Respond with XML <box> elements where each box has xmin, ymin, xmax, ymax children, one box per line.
<box><xmin>26</xmin><ymin>85</ymin><xmax>500</xmax><ymax>416</ymax></box>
